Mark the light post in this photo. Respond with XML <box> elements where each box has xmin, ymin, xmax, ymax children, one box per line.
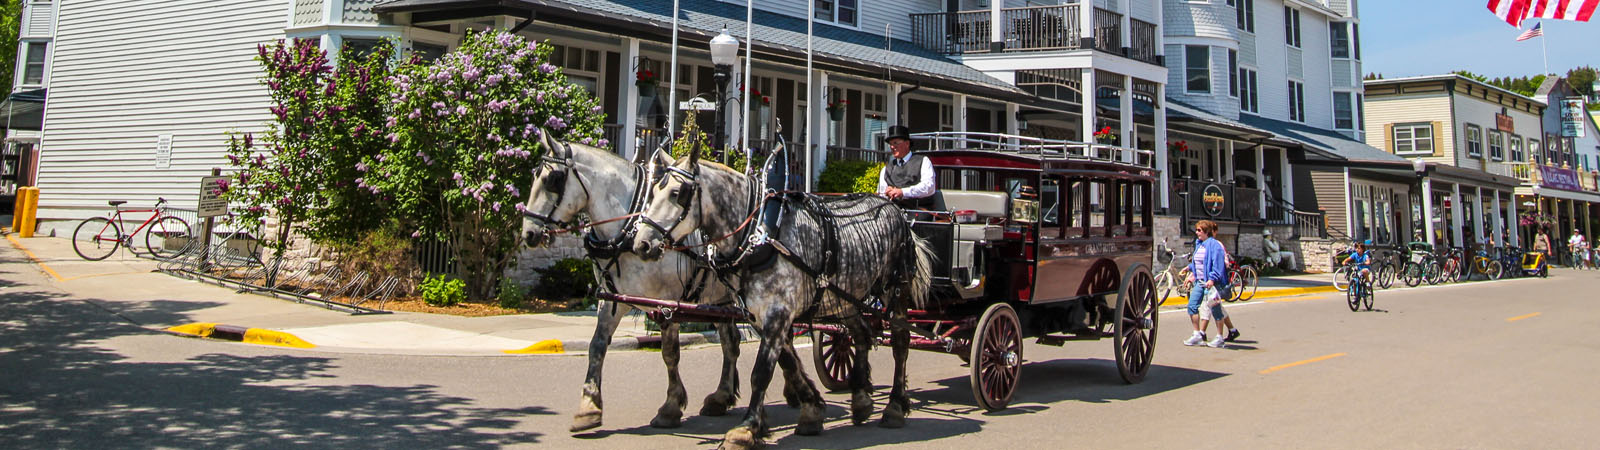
<box><xmin>709</xmin><ymin>28</ymin><xmax>740</xmax><ymax>162</ymax></box>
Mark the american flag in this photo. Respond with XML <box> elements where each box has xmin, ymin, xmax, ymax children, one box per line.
<box><xmin>1517</xmin><ymin>23</ymin><xmax>1544</xmax><ymax>40</ymax></box>
<box><xmin>1490</xmin><ymin>0</ymin><xmax>1599</xmax><ymax>27</ymax></box>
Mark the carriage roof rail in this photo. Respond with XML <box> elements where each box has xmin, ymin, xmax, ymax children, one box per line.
<box><xmin>909</xmin><ymin>131</ymin><xmax>1155</xmax><ymax>169</ymax></box>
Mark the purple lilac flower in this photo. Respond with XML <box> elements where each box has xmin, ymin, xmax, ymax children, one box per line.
<box><xmin>539</xmin><ymin>63</ymin><xmax>556</xmax><ymax>74</ymax></box>
<box><xmin>412</xmin><ymin>230</ymin><xmax>421</xmax><ymax>238</ymax></box>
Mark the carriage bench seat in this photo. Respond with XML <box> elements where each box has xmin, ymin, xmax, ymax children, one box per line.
<box><xmin>931</xmin><ymin>190</ymin><xmax>1007</xmax><ymax>242</ymax></box>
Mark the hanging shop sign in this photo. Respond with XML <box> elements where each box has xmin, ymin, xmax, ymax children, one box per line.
<box><xmin>1495</xmin><ymin>113</ymin><xmax>1514</xmax><ymax>134</ymax></box>
<box><xmin>1561</xmin><ymin>98</ymin><xmax>1587</xmax><ymax>138</ymax></box>
<box><xmin>1537</xmin><ymin>165</ymin><xmax>1584</xmax><ymax>192</ymax></box>
<box><xmin>1202</xmin><ymin>184</ymin><xmax>1226</xmax><ymax>217</ymax></box>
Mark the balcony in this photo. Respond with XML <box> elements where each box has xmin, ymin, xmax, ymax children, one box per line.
<box><xmin>1510</xmin><ymin>162</ymin><xmax>1600</xmax><ymax>193</ymax></box>
<box><xmin>910</xmin><ymin>5</ymin><xmax>1159</xmax><ymax>65</ymax></box>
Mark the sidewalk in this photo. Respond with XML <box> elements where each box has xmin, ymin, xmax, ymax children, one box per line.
<box><xmin>1158</xmin><ymin>271</ymin><xmax>1336</xmax><ymax>307</ymax></box>
<box><xmin>2</xmin><ymin>235</ymin><xmax>723</xmax><ymax>356</ymax></box>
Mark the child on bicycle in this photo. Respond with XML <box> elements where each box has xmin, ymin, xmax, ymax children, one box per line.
<box><xmin>1341</xmin><ymin>240</ymin><xmax>1374</xmax><ymax>285</ymax></box>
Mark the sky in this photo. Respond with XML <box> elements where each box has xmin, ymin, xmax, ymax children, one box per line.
<box><xmin>1363</xmin><ymin>1</ymin><xmax>1600</xmax><ymax>79</ymax></box>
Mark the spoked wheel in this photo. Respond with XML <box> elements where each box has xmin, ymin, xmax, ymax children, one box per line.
<box><xmin>1233</xmin><ymin>266</ymin><xmax>1258</xmax><ymax>301</ymax></box>
<box><xmin>72</xmin><ymin>217</ymin><xmax>122</xmax><ymax>261</ymax></box>
<box><xmin>1377</xmin><ymin>263</ymin><xmax>1396</xmax><ymax>289</ymax></box>
<box><xmin>1362</xmin><ymin>280</ymin><xmax>1375</xmax><ymax>311</ymax></box>
<box><xmin>1484</xmin><ymin>260</ymin><xmax>1502</xmax><ymax>280</ymax></box>
<box><xmin>1114</xmin><ymin>265</ymin><xmax>1158</xmax><ymax>384</ymax></box>
<box><xmin>1425</xmin><ymin>261</ymin><xmax>1443</xmax><ymax>285</ymax></box>
<box><xmin>144</xmin><ymin>216</ymin><xmax>192</xmax><ymax>260</ymax></box>
<box><xmin>1443</xmin><ymin>259</ymin><xmax>1461</xmax><ymax>283</ymax></box>
<box><xmin>1402</xmin><ymin>263</ymin><xmax>1422</xmax><ymax>287</ymax></box>
<box><xmin>1346</xmin><ymin>281</ymin><xmax>1361</xmax><ymax>312</ymax></box>
<box><xmin>1153</xmin><ymin>272</ymin><xmax>1174</xmax><ymax>305</ymax></box>
<box><xmin>811</xmin><ymin>330</ymin><xmax>854</xmax><ymax>392</ymax></box>
<box><xmin>970</xmin><ymin>302</ymin><xmax>1022</xmax><ymax>411</ymax></box>
<box><xmin>1332</xmin><ymin>266</ymin><xmax>1352</xmax><ymax>292</ymax></box>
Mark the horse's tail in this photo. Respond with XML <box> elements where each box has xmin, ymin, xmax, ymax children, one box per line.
<box><xmin>907</xmin><ymin>233</ymin><xmax>936</xmax><ymax>310</ymax></box>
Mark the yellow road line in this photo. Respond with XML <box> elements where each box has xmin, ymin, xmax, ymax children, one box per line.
<box><xmin>1259</xmin><ymin>353</ymin><xmax>1347</xmax><ymax>375</ymax></box>
<box><xmin>1506</xmin><ymin>312</ymin><xmax>1541</xmax><ymax>322</ymax></box>
<box><xmin>6</xmin><ymin>234</ymin><xmax>65</xmax><ymax>281</ymax></box>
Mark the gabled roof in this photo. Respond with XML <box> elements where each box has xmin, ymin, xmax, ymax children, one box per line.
<box><xmin>1366</xmin><ymin>74</ymin><xmax>1547</xmax><ymax>107</ymax></box>
<box><xmin>375</xmin><ymin>0</ymin><xmax>1031</xmax><ymax>100</ymax></box>
<box><xmin>1239</xmin><ymin>114</ymin><xmax>1408</xmax><ymax>165</ymax></box>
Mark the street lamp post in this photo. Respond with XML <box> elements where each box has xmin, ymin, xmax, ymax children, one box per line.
<box><xmin>709</xmin><ymin>29</ymin><xmax>740</xmax><ymax>163</ymax></box>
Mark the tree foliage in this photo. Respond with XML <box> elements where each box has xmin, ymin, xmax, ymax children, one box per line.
<box><xmin>372</xmin><ymin>31</ymin><xmax>604</xmax><ymax>299</ymax></box>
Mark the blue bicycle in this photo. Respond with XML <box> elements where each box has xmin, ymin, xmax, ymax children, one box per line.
<box><xmin>1346</xmin><ymin>266</ymin><xmax>1374</xmax><ymax>312</ymax></box>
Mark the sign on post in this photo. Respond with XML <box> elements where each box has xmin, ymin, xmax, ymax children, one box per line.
<box><xmin>679</xmin><ymin>98</ymin><xmax>716</xmax><ymax>111</ymax></box>
<box><xmin>198</xmin><ymin>176</ymin><xmax>229</xmax><ymax>218</ymax></box>
<box><xmin>1561</xmin><ymin>98</ymin><xmax>1586</xmax><ymax>138</ymax></box>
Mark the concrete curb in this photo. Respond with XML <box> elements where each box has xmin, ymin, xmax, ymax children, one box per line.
<box><xmin>165</xmin><ymin>323</ymin><xmax>317</xmax><ymax>349</ymax></box>
<box><xmin>553</xmin><ymin>325</ymin><xmax>758</xmax><ymax>355</ymax></box>
<box><xmin>1160</xmin><ymin>285</ymin><xmax>1338</xmax><ymax>308</ymax></box>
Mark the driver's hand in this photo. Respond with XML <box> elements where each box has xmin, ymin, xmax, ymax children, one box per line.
<box><xmin>885</xmin><ymin>186</ymin><xmax>903</xmax><ymax>200</ymax></box>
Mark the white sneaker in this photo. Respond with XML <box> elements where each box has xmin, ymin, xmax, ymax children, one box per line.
<box><xmin>1184</xmin><ymin>332</ymin><xmax>1205</xmax><ymax>346</ymax></box>
<box><xmin>1206</xmin><ymin>335</ymin><xmax>1227</xmax><ymax>348</ymax></box>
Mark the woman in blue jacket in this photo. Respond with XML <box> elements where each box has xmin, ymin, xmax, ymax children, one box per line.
<box><xmin>1185</xmin><ymin>220</ymin><xmax>1231</xmax><ymax>348</ymax></box>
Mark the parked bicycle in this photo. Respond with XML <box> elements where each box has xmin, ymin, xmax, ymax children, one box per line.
<box><xmin>1494</xmin><ymin>247</ymin><xmax>1523</xmax><ymax>280</ymax></box>
<box><xmin>1226</xmin><ymin>256</ymin><xmax>1258</xmax><ymax>302</ymax></box>
<box><xmin>72</xmin><ymin>198</ymin><xmax>192</xmax><ymax>261</ymax></box>
<box><xmin>1153</xmin><ymin>244</ymin><xmax>1193</xmax><ymax>301</ymax></box>
<box><xmin>1401</xmin><ymin>242</ymin><xmax>1438</xmax><ymax>287</ymax></box>
<box><xmin>1465</xmin><ymin>248</ymin><xmax>1503</xmax><ymax>281</ymax></box>
<box><xmin>1436</xmin><ymin>247</ymin><xmax>1464</xmax><ymax>284</ymax></box>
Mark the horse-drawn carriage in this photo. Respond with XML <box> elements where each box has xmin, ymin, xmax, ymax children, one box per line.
<box><xmin>802</xmin><ymin>132</ymin><xmax>1161</xmax><ymax>410</ymax></box>
<box><xmin>520</xmin><ymin>129</ymin><xmax>1158</xmax><ymax>447</ymax></box>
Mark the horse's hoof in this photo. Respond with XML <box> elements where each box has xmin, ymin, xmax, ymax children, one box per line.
<box><xmin>649</xmin><ymin>413</ymin><xmax>683</xmax><ymax>429</ymax></box>
<box><xmin>700</xmin><ymin>392</ymin><xmax>733</xmax><ymax>416</ymax></box>
<box><xmin>851</xmin><ymin>392</ymin><xmax>874</xmax><ymax>425</ymax></box>
<box><xmin>569</xmin><ymin>411</ymin><xmax>603</xmax><ymax>433</ymax></box>
<box><xmin>796</xmin><ymin>404</ymin><xmax>825</xmax><ymax>436</ymax></box>
<box><xmin>879</xmin><ymin>402</ymin><xmax>907</xmax><ymax>429</ymax></box>
<box><xmin>718</xmin><ymin>427</ymin><xmax>763</xmax><ymax>450</ymax></box>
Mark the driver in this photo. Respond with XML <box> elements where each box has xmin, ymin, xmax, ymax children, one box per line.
<box><xmin>876</xmin><ymin>125</ymin><xmax>936</xmax><ymax>209</ymax></box>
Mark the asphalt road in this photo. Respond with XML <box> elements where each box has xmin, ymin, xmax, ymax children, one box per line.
<box><xmin>3</xmin><ymin>251</ymin><xmax>1598</xmax><ymax>449</ymax></box>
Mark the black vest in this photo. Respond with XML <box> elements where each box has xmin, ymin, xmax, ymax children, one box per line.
<box><xmin>885</xmin><ymin>154</ymin><xmax>933</xmax><ymax>209</ymax></box>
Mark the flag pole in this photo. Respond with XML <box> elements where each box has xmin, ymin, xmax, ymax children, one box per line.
<box><xmin>741</xmin><ymin>0</ymin><xmax>753</xmax><ymax>168</ymax></box>
<box><xmin>805</xmin><ymin>0</ymin><xmax>814</xmax><ymax>192</ymax></box>
<box><xmin>1540</xmin><ymin>20</ymin><xmax>1550</xmax><ymax>75</ymax></box>
<box><xmin>668</xmin><ymin>0</ymin><xmax>680</xmax><ymax>138</ymax></box>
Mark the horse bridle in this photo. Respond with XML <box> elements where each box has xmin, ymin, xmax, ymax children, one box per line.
<box><xmin>524</xmin><ymin>142</ymin><xmax>589</xmax><ymax>226</ymax></box>
<box><xmin>637</xmin><ymin>164</ymin><xmax>701</xmax><ymax>247</ymax></box>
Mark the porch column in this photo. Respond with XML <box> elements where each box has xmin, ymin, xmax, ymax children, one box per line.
<box><xmin>1451</xmin><ymin>183</ymin><xmax>1464</xmax><ymax>248</ymax></box>
<box><xmin>617</xmin><ymin>38</ymin><xmax>641</xmax><ymax>159</ymax></box>
<box><xmin>1256</xmin><ymin>145</ymin><xmax>1266</xmax><ymax>220</ymax></box>
<box><xmin>1155</xmin><ymin>84</ymin><xmax>1169</xmax><ymax>210</ymax></box>
<box><xmin>990</xmin><ymin>0</ymin><xmax>1004</xmax><ymax>49</ymax></box>
<box><xmin>1120</xmin><ymin>77</ymin><xmax>1134</xmax><ymax>163</ymax></box>
<box><xmin>954</xmin><ymin>94</ymin><xmax>968</xmax><ymax>134</ymax></box>
<box><xmin>1005</xmin><ymin>102</ymin><xmax>1020</xmax><ymax>139</ymax></box>
<box><xmin>1421</xmin><ymin>178</ymin><xmax>1436</xmax><ymax>246</ymax></box>
<box><xmin>1078</xmin><ymin>0</ymin><xmax>1095</xmax><ymax>46</ymax></box>
<box><xmin>727</xmin><ymin>62</ymin><xmax>746</xmax><ymax>152</ymax></box>
<box><xmin>1080</xmin><ymin>69</ymin><xmax>1097</xmax><ymax>145</ymax></box>
<box><xmin>1484</xmin><ymin>188</ymin><xmax>1497</xmax><ymax>246</ymax></box>
<box><xmin>811</xmin><ymin>71</ymin><xmax>830</xmax><ymax>186</ymax></box>
<box><xmin>1509</xmin><ymin>192</ymin><xmax>1520</xmax><ymax>246</ymax></box>
<box><xmin>887</xmin><ymin>82</ymin><xmax>902</xmax><ymax>133</ymax></box>
<box><xmin>1474</xmin><ymin>186</ymin><xmax>1484</xmax><ymax>245</ymax></box>
<box><xmin>1281</xmin><ymin>148</ymin><xmax>1294</xmax><ymax>219</ymax></box>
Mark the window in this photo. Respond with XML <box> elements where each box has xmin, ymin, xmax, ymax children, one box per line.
<box><xmin>1284</xmin><ymin>7</ymin><xmax>1302</xmax><ymax>48</ymax></box>
<box><xmin>412</xmin><ymin>42</ymin><xmax>448</xmax><ymax>62</ymax></box>
<box><xmin>22</xmin><ymin>42</ymin><xmax>46</xmax><ymax>85</ymax></box>
<box><xmin>342</xmin><ymin>38</ymin><xmax>381</xmax><ymax>60</ymax></box>
<box><xmin>1393</xmin><ymin>123</ymin><xmax>1433</xmax><ymax>155</ymax></box>
<box><xmin>1334</xmin><ymin>92</ymin><xmax>1354</xmax><ymax>129</ymax></box>
<box><xmin>1238</xmin><ymin>68</ymin><xmax>1259</xmax><ymax>113</ymax></box>
<box><xmin>1508</xmin><ymin>135</ymin><xmax>1522</xmax><ymax>162</ymax></box>
<box><xmin>1235</xmin><ymin>0</ymin><xmax>1255</xmax><ymax>33</ymax></box>
<box><xmin>1352</xmin><ymin>23</ymin><xmax>1362</xmax><ymax>60</ymax></box>
<box><xmin>1527</xmin><ymin>139</ymin><xmax>1539</xmax><ymax>163</ymax></box>
<box><xmin>1464</xmin><ymin>124</ymin><xmax>1483</xmax><ymax>158</ymax></box>
<box><xmin>1487</xmin><ymin>130</ymin><xmax>1504</xmax><ymax>161</ymax></box>
<box><xmin>814</xmin><ymin>0</ymin><xmax>858</xmax><ymax>27</ymax></box>
<box><xmin>1356</xmin><ymin>93</ymin><xmax>1364</xmax><ymax>129</ymax></box>
<box><xmin>1330</xmin><ymin>22</ymin><xmax>1350</xmax><ymax>58</ymax></box>
<box><xmin>1185</xmin><ymin>45</ymin><xmax>1210</xmax><ymax>93</ymax></box>
<box><xmin>1287</xmin><ymin>81</ymin><xmax>1305</xmax><ymax>122</ymax></box>
<box><xmin>1228</xmin><ymin>49</ymin><xmax>1238</xmax><ymax>97</ymax></box>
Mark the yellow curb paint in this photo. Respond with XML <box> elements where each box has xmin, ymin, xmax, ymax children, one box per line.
<box><xmin>1160</xmin><ymin>285</ymin><xmax>1338</xmax><ymax>307</ymax></box>
<box><xmin>504</xmin><ymin>339</ymin><xmax>565</xmax><ymax>354</ymax></box>
<box><xmin>1265</xmin><ymin>295</ymin><xmax>1328</xmax><ymax>304</ymax></box>
<box><xmin>1260</xmin><ymin>353</ymin><xmax>1347</xmax><ymax>375</ymax></box>
<box><xmin>1506</xmin><ymin>312</ymin><xmax>1541</xmax><ymax>322</ymax></box>
<box><xmin>6</xmin><ymin>234</ymin><xmax>65</xmax><ymax>281</ymax></box>
<box><xmin>166</xmin><ymin>323</ymin><xmax>220</xmax><ymax>337</ymax></box>
<box><xmin>241</xmin><ymin>328</ymin><xmax>316</xmax><ymax>348</ymax></box>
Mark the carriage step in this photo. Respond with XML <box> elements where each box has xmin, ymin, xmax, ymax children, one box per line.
<box><xmin>1036</xmin><ymin>332</ymin><xmax>1108</xmax><ymax>346</ymax></box>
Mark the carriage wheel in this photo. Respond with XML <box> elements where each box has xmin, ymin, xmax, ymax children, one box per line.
<box><xmin>811</xmin><ymin>330</ymin><xmax>854</xmax><ymax>392</ymax></box>
<box><xmin>970</xmin><ymin>303</ymin><xmax>1022</xmax><ymax>411</ymax></box>
<box><xmin>1114</xmin><ymin>265</ymin><xmax>1158</xmax><ymax>384</ymax></box>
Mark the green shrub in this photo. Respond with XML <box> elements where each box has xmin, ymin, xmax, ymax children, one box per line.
<box><xmin>421</xmin><ymin>274</ymin><xmax>466</xmax><ymax>307</ymax></box>
<box><xmin>335</xmin><ymin>224</ymin><xmax>422</xmax><ymax>296</ymax></box>
<box><xmin>496</xmin><ymin>276</ymin><xmax>527</xmax><ymax>309</ymax></box>
<box><xmin>817</xmin><ymin>160</ymin><xmax>884</xmax><ymax>194</ymax></box>
<box><xmin>535</xmin><ymin>258</ymin><xmax>596</xmax><ymax>301</ymax></box>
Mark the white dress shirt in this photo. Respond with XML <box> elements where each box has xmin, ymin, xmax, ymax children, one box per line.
<box><xmin>877</xmin><ymin>152</ymin><xmax>937</xmax><ymax>199</ymax></box>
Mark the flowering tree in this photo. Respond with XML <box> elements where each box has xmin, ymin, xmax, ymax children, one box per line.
<box><xmin>220</xmin><ymin>39</ymin><xmax>398</xmax><ymax>263</ymax></box>
<box><xmin>372</xmin><ymin>31</ymin><xmax>604</xmax><ymax>299</ymax></box>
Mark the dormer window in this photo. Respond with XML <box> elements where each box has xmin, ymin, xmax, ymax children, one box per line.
<box><xmin>815</xmin><ymin>0</ymin><xmax>858</xmax><ymax>27</ymax></box>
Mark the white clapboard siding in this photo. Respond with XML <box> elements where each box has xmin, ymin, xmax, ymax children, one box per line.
<box><xmin>24</xmin><ymin>1</ymin><xmax>54</xmax><ymax>36</ymax></box>
<box><xmin>734</xmin><ymin>0</ymin><xmax>938</xmax><ymax>45</ymax></box>
<box><xmin>36</xmin><ymin>0</ymin><xmax>284</xmax><ymax>227</ymax></box>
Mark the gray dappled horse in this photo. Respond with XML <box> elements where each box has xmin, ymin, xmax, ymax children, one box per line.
<box><xmin>631</xmin><ymin>147</ymin><xmax>935</xmax><ymax>450</ymax></box>
<box><xmin>519</xmin><ymin>137</ymin><xmax>746</xmax><ymax>432</ymax></box>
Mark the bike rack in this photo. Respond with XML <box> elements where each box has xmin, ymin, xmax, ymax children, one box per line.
<box><xmin>150</xmin><ymin>218</ymin><xmax>390</xmax><ymax>315</ymax></box>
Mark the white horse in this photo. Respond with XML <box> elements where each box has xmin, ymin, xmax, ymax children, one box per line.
<box><xmin>520</xmin><ymin>137</ymin><xmax>748</xmax><ymax>432</ymax></box>
<box><xmin>631</xmin><ymin>147</ymin><xmax>936</xmax><ymax>449</ymax></box>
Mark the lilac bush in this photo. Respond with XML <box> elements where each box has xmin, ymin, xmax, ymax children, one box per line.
<box><xmin>371</xmin><ymin>31</ymin><xmax>604</xmax><ymax>299</ymax></box>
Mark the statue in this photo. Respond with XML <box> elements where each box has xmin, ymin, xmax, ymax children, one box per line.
<box><xmin>1263</xmin><ymin>229</ymin><xmax>1297</xmax><ymax>271</ymax></box>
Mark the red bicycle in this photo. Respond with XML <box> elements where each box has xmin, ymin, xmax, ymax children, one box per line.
<box><xmin>72</xmin><ymin>198</ymin><xmax>192</xmax><ymax>261</ymax></box>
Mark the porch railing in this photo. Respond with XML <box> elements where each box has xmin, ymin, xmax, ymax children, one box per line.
<box><xmin>910</xmin><ymin>10</ymin><xmax>994</xmax><ymax>54</ymax></box>
<box><xmin>1292</xmin><ymin>210</ymin><xmax>1329</xmax><ymax>239</ymax></box>
<box><xmin>1509</xmin><ymin>161</ymin><xmax>1535</xmax><ymax>183</ymax></box>
<box><xmin>1093</xmin><ymin>8</ymin><xmax>1122</xmax><ymax>54</ymax></box>
<box><xmin>601</xmin><ymin>123</ymin><xmax>624</xmax><ymax>154</ymax></box>
<box><xmin>827</xmin><ymin>145</ymin><xmax>892</xmax><ymax>163</ymax></box>
<box><xmin>1129</xmin><ymin>19</ymin><xmax>1158</xmax><ymax>64</ymax></box>
<box><xmin>1582</xmin><ymin>170</ymin><xmax>1599</xmax><ymax>192</ymax></box>
<box><xmin>1003</xmin><ymin>5</ymin><xmax>1080</xmax><ymax>51</ymax></box>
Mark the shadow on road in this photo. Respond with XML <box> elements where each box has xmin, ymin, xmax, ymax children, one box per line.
<box><xmin>920</xmin><ymin>358</ymin><xmax>1226</xmax><ymax>411</ymax></box>
<box><xmin>0</xmin><ymin>264</ymin><xmax>549</xmax><ymax>448</ymax></box>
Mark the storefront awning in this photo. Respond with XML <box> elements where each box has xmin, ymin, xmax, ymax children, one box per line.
<box><xmin>0</xmin><ymin>88</ymin><xmax>45</xmax><ymax>131</ymax></box>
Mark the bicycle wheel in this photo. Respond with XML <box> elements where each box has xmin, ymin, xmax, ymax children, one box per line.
<box><xmin>1376</xmin><ymin>263</ymin><xmax>1395</xmax><ymax>289</ymax></box>
<box><xmin>1333</xmin><ymin>266</ymin><xmax>1351</xmax><ymax>292</ymax></box>
<box><xmin>1235</xmin><ymin>266</ymin><xmax>1259</xmax><ymax>301</ymax></box>
<box><xmin>1346</xmin><ymin>277</ymin><xmax>1361</xmax><ymax>312</ymax></box>
<box><xmin>72</xmin><ymin>217</ymin><xmax>122</xmax><ymax>261</ymax></box>
<box><xmin>144</xmin><ymin>216</ymin><xmax>192</xmax><ymax>260</ymax></box>
<box><xmin>1443</xmin><ymin>259</ymin><xmax>1461</xmax><ymax>283</ymax></box>
<box><xmin>1362</xmin><ymin>280</ymin><xmax>1375</xmax><ymax>311</ymax></box>
<box><xmin>1402</xmin><ymin>262</ymin><xmax>1422</xmax><ymax>287</ymax></box>
<box><xmin>1485</xmin><ymin>260</ymin><xmax>1502</xmax><ymax>280</ymax></box>
<box><xmin>1424</xmin><ymin>261</ymin><xmax>1441</xmax><ymax>285</ymax></box>
<box><xmin>1154</xmin><ymin>271</ymin><xmax>1173</xmax><ymax>303</ymax></box>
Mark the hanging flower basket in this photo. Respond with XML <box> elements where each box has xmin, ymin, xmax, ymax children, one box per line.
<box><xmin>636</xmin><ymin>69</ymin><xmax>660</xmax><ymax>98</ymax></box>
<box><xmin>1094</xmin><ymin>126</ymin><xmax>1119</xmax><ymax>145</ymax></box>
<box><xmin>637</xmin><ymin>82</ymin><xmax>656</xmax><ymax>98</ymax></box>
<box><xmin>826</xmin><ymin>99</ymin><xmax>848</xmax><ymax>121</ymax></box>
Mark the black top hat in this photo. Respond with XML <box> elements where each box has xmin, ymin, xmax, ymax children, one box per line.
<box><xmin>885</xmin><ymin>125</ymin><xmax>911</xmax><ymax>144</ymax></box>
